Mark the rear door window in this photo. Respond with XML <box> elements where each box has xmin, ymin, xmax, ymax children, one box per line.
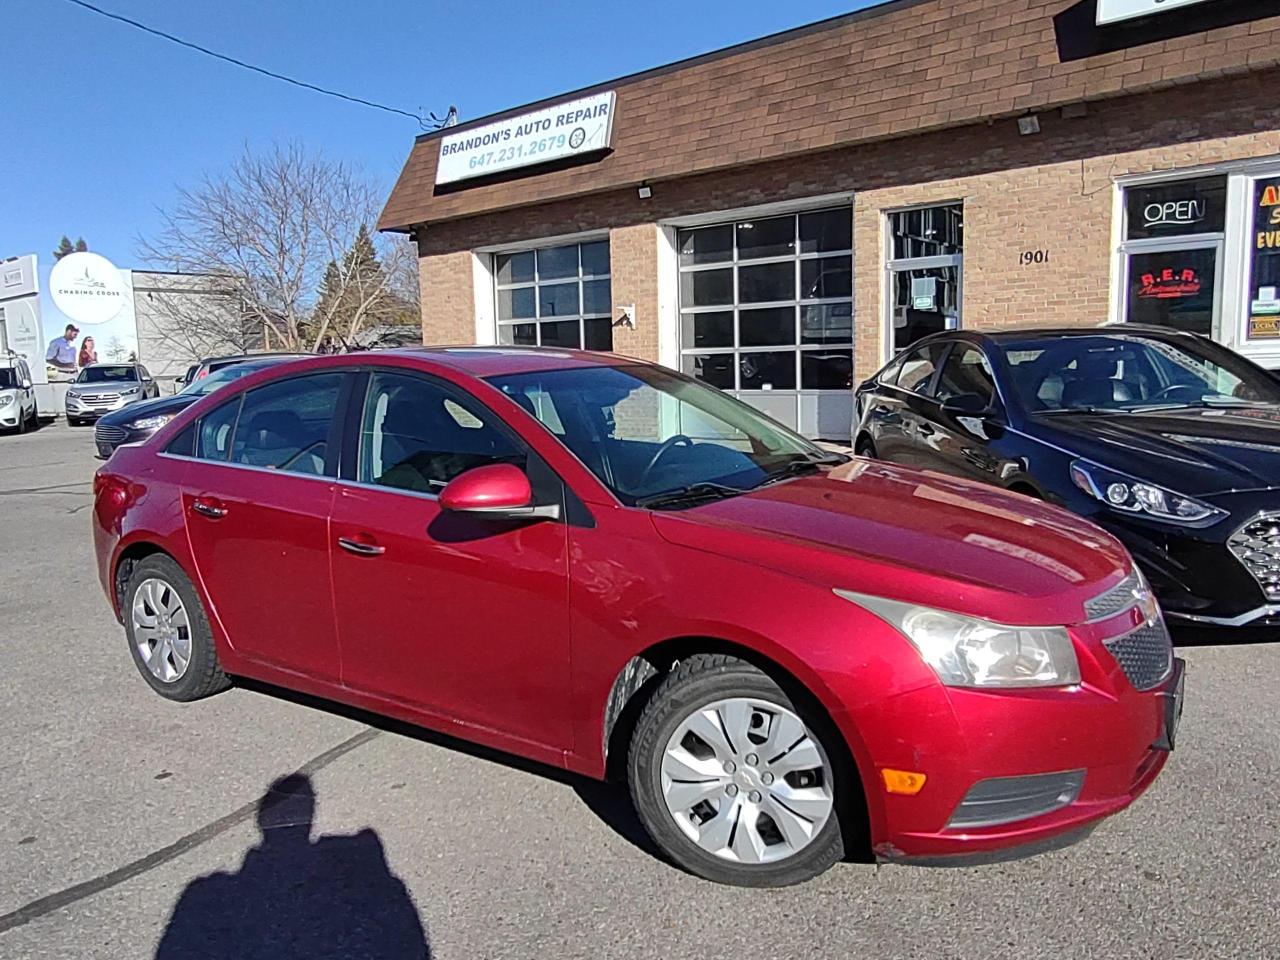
<box><xmin>229</xmin><ymin>374</ymin><xmax>344</xmax><ymax>476</ymax></box>
<box><xmin>196</xmin><ymin>397</ymin><xmax>241</xmax><ymax>462</ymax></box>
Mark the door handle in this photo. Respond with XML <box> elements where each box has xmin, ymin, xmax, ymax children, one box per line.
<box><xmin>337</xmin><ymin>536</ymin><xmax>386</xmax><ymax>557</ymax></box>
<box><xmin>191</xmin><ymin>498</ymin><xmax>227</xmax><ymax>519</ymax></box>
<box><xmin>917</xmin><ymin>423</ymin><xmax>936</xmax><ymax>437</ymax></box>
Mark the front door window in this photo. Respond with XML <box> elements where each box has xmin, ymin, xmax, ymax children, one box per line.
<box><xmin>886</xmin><ymin>204</ymin><xmax>964</xmax><ymax>354</ymax></box>
<box><xmin>1124</xmin><ymin>247</ymin><xmax>1219</xmax><ymax>336</ymax></box>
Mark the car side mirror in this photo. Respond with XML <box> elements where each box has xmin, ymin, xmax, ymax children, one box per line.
<box><xmin>941</xmin><ymin>393</ymin><xmax>994</xmax><ymax>416</ymax></box>
<box><xmin>439</xmin><ymin>463</ymin><xmax>560</xmax><ymax>521</ymax></box>
<box><xmin>20</xmin><ymin>379</ymin><xmax>31</xmax><ymax>390</ymax></box>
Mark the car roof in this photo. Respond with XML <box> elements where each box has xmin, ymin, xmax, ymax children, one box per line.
<box><xmin>975</xmin><ymin>325</ymin><xmax>1198</xmax><ymax>343</ymax></box>
<box><xmin>200</xmin><ymin>352</ymin><xmax>307</xmax><ymax>365</ymax></box>
<box><xmin>374</xmin><ymin>345</ymin><xmax>641</xmax><ymax>378</ymax></box>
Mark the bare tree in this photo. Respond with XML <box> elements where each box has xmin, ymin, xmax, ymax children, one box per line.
<box><xmin>105</xmin><ymin>335</ymin><xmax>128</xmax><ymax>362</ymax></box>
<box><xmin>139</xmin><ymin>142</ymin><xmax>417</xmax><ymax>353</ymax></box>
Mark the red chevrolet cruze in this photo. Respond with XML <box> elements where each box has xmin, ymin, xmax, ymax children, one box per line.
<box><xmin>93</xmin><ymin>348</ymin><xmax>1183</xmax><ymax>886</ymax></box>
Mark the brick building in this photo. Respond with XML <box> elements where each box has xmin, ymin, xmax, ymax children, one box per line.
<box><xmin>381</xmin><ymin>0</ymin><xmax>1280</xmax><ymax>441</ymax></box>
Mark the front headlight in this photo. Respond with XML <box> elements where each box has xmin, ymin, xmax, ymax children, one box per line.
<box><xmin>1069</xmin><ymin>459</ymin><xmax>1225</xmax><ymax>526</ymax></box>
<box><xmin>835</xmin><ymin>590</ymin><xmax>1080</xmax><ymax>688</ymax></box>
<box><xmin>128</xmin><ymin>414</ymin><xmax>175</xmax><ymax>431</ymax></box>
<box><xmin>0</xmin><ymin>395</ymin><xmax>12</xmax><ymax>407</ymax></box>
<box><xmin>66</xmin><ymin>390</ymin><xmax>80</xmax><ymax>400</ymax></box>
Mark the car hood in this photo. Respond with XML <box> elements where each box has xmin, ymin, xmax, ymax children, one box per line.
<box><xmin>651</xmin><ymin>460</ymin><xmax>1130</xmax><ymax>627</ymax></box>
<box><xmin>96</xmin><ymin>393</ymin><xmax>196</xmax><ymax>425</ymax></box>
<box><xmin>1031</xmin><ymin>406</ymin><xmax>1280</xmax><ymax>496</ymax></box>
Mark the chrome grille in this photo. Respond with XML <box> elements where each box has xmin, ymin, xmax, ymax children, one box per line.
<box><xmin>1227</xmin><ymin>513</ymin><xmax>1280</xmax><ymax>602</ymax></box>
<box><xmin>80</xmin><ymin>393</ymin><xmax>121</xmax><ymax>407</ymax></box>
<box><xmin>1104</xmin><ymin>622</ymin><xmax>1173</xmax><ymax>691</ymax></box>
<box><xmin>95</xmin><ymin>423</ymin><xmax>128</xmax><ymax>443</ymax></box>
<box><xmin>1084</xmin><ymin>571</ymin><xmax>1141</xmax><ymax>622</ymax></box>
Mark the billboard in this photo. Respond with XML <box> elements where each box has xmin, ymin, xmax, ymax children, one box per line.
<box><xmin>0</xmin><ymin>254</ymin><xmax>46</xmax><ymax>384</ymax></box>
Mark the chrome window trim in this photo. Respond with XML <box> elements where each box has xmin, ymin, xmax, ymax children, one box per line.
<box><xmin>154</xmin><ymin>452</ymin><xmax>338</xmax><ymax>485</ymax></box>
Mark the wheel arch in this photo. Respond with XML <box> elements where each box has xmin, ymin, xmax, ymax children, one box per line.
<box><xmin>599</xmin><ymin>636</ymin><xmax>872</xmax><ymax>858</ymax></box>
<box><xmin>112</xmin><ymin>541</ymin><xmax>175</xmax><ymax>620</ymax></box>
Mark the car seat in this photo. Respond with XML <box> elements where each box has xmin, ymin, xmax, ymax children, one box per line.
<box><xmin>1060</xmin><ymin>355</ymin><xmax>1134</xmax><ymax>409</ymax></box>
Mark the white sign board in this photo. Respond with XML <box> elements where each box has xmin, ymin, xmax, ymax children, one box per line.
<box><xmin>1097</xmin><ymin>0</ymin><xmax>1215</xmax><ymax>25</ymax></box>
<box><xmin>435</xmin><ymin>91</ymin><xmax>616</xmax><ymax>185</ymax></box>
<box><xmin>49</xmin><ymin>252</ymin><xmax>128</xmax><ymax>325</ymax></box>
<box><xmin>1</xmin><ymin>254</ymin><xmax>38</xmax><ymax>300</ymax></box>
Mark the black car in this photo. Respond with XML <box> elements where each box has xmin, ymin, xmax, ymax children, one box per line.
<box><xmin>180</xmin><ymin>351</ymin><xmax>307</xmax><ymax>386</ymax></box>
<box><xmin>855</xmin><ymin>325</ymin><xmax>1280</xmax><ymax>631</ymax></box>
<box><xmin>94</xmin><ymin>356</ymin><xmax>302</xmax><ymax>459</ymax></box>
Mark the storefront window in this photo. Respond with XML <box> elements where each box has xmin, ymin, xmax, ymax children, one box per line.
<box><xmin>1248</xmin><ymin>176</ymin><xmax>1280</xmax><ymax>341</ymax></box>
<box><xmin>677</xmin><ymin>207</ymin><xmax>853</xmax><ymax>412</ymax></box>
<box><xmin>1124</xmin><ymin>248</ymin><xmax>1219</xmax><ymax>335</ymax></box>
<box><xmin>886</xmin><ymin>204</ymin><xmax>963</xmax><ymax>352</ymax></box>
<box><xmin>494</xmin><ymin>240</ymin><xmax>612</xmax><ymax>350</ymax></box>
<box><xmin>1121</xmin><ymin>176</ymin><xmax>1225</xmax><ymax>337</ymax></box>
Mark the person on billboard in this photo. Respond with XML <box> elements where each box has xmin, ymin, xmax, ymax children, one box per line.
<box><xmin>78</xmin><ymin>336</ymin><xmax>98</xmax><ymax>368</ymax></box>
<box><xmin>46</xmin><ymin>324</ymin><xmax>80</xmax><ymax>380</ymax></box>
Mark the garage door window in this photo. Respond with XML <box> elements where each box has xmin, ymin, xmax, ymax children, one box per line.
<box><xmin>677</xmin><ymin>208</ymin><xmax>854</xmax><ymax>395</ymax></box>
<box><xmin>494</xmin><ymin>240</ymin><xmax>612</xmax><ymax>351</ymax></box>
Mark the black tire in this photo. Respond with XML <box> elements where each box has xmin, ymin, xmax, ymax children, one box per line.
<box><xmin>627</xmin><ymin>654</ymin><xmax>846</xmax><ymax>887</ymax></box>
<box><xmin>123</xmin><ymin>554</ymin><xmax>230</xmax><ymax>701</ymax></box>
<box><xmin>15</xmin><ymin>408</ymin><xmax>26</xmax><ymax>434</ymax></box>
<box><xmin>855</xmin><ymin>435</ymin><xmax>877</xmax><ymax>458</ymax></box>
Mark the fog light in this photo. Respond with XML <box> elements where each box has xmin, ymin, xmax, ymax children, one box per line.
<box><xmin>881</xmin><ymin>769</ymin><xmax>927</xmax><ymax>796</ymax></box>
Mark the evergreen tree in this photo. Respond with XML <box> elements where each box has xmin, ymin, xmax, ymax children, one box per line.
<box><xmin>53</xmin><ymin>236</ymin><xmax>89</xmax><ymax>260</ymax></box>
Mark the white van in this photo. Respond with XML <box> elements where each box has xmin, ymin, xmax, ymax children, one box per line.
<box><xmin>0</xmin><ymin>355</ymin><xmax>39</xmax><ymax>433</ymax></box>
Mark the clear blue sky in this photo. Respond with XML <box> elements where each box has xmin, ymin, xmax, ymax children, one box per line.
<box><xmin>4</xmin><ymin>0</ymin><xmax>883</xmax><ymax>267</ymax></box>
<box><xmin>2</xmin><ymin>0</ymin><xmax>879</xmax><ymax>338</ymax></box>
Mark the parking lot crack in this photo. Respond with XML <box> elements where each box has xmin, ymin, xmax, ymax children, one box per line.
<box><xmin>0</xmin><ymin>726</ymin><xmax>381</xmax><ymax>935</ymax></box>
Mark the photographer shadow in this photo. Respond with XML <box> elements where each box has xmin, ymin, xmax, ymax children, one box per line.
<box><xmin>155</xmin><ymin>774</ymin><xmax>429</xmax><ymax>959</ymax></box>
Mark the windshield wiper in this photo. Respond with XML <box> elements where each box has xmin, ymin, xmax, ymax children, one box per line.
<box><xmin>635</xmin><ymin>482</ymin><xmax>747</xmax><ymax>510</ymax></box>
<box><xmin>753</xmin><ymin>453</ymin><xmax>848</xmax><ymax>489</ymax></box>
<box><xmin>1128</xmin><ymin>397</ymin><xmax>1270</xmax><ymax>413</ymax></box>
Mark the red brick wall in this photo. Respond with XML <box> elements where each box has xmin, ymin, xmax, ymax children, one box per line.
<box><xmin>415</xmin><ymin>69</ymin><xmax>1280</xmax><ymax>389</ymax></box>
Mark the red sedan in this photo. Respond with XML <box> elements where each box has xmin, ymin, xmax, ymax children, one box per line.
<box><xmin>92</xmin><ymin>348</ymin><xmax>1183</xmax><ymax>886</ymax></box>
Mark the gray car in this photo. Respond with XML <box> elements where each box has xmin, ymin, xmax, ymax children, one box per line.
<box><xmin>65</xmin><ymin>363</ymin><xmax>159</xmax><ymax>425</ymax></box>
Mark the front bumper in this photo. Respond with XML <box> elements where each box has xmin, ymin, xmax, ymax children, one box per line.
<box><xmin>844</xmin><ymin>639</ymin><xmax>1183</xmax><ymax>864</ymax></box>
<box><xmin>66</xmin><ymin>395</ymin><xmax>136</xmax><ymax>420</ymax></box>
<box><xmin>1090</xmin><ymin>495</ymin><xmax>1280</xmax><ymax>628</ymax></box>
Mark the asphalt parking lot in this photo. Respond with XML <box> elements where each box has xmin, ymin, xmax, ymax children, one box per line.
<box><xmin>1</xmin><ymin>422</ymin><xmax>1278</xmax><ymax>959</ymax></box>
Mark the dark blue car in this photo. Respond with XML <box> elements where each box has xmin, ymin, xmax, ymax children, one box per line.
<box><xmin>855</xmin><ymin>325</ymin><xmax>1280</xmax><ymax>633</ymax></box>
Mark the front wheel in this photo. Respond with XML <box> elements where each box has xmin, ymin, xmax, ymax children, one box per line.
<box><xmin>628</xmin><ymin>655</ymin><xmax>845</xmax><ymax>886</ymax></box>
<box><xmin>124</xmin><ymin>554</ymin><xmax>230</xmax><ymax>701</ymax></box>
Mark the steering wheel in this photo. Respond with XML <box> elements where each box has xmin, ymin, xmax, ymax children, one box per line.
<box><xmin>638</xmin><ymin>435</ymin><xmax>694</xmax><ymax>484</ymax></box>
<box><xmin>1151</xmin><ymin>383</ymin><xmax>1205</xmax><ymax>402</ymax></box>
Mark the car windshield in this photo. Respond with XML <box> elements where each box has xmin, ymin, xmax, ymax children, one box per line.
<box><xmin>1000</xmin><ymin>333</ymin><xmax>1280</xmax><ymax>413</ymax></box>
<box><xmin>179</xmin><ymin>362</ymin><xmax>278</xmax><ymax>397</ymax></box>
<box><xmin>76</xmin><ymin>365</ymin><xmax>137</xmax><ymax>384</ymax></box>
<box><xmin>487</xmin><ymin>364</ymin><xmax>840</xmax><ymax>507</ymax></box>
<box><xmin>0</xmin><ymin>368</ymin><xmax>17</xmax><ymax>389</ymax></box>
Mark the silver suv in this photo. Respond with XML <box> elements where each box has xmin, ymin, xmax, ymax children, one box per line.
<box><xmin>65</xmin><ymin>363</ymin><xmax>158</xmax><ymax>425</ymax></box>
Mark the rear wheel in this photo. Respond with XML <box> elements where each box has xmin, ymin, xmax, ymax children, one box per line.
<box><xmin>628</xmin><ymin>654</ymin><xmax>845</xmax><ymax>886</ymax></box>
<box><xmin>124</xmin><ymin>554</ymin><xmax>230</xmax><ymax>701</ymax></box>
